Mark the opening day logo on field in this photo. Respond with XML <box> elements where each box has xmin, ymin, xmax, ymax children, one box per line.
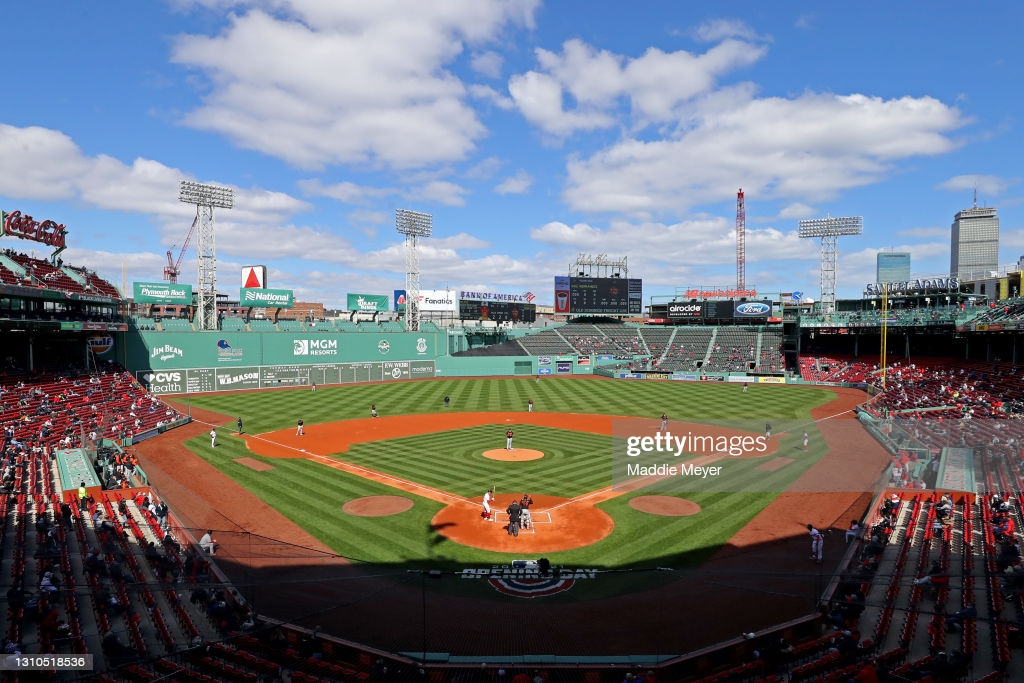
<box><xmin>292</xmin><ymin>339</ymin><xmax>339</xmax><ymax>357</ymax></box>
<box><xmin>460</xmin><ymin>565</ymin><xmax>597</xmax><ymax>598</ymax></box>
<box><xmin>150</xmin><ymin>344</ymin><xmax>184</xmax><ymax>361</ymax></box>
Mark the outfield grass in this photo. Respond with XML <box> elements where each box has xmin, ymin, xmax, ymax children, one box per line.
<box><xmin>178</xmin><ymin>377</ymin><xmax>837</xmax><ymax>568</ymax></box>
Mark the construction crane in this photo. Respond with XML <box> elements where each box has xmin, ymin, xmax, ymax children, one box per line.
<box><xmin>163</xmin><ymin>215</ymin><xmax>198</xmax><ymax>283</ymax></box>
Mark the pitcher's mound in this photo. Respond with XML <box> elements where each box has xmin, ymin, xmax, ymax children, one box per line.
<box><xmin>629</xmin><ymin>495</ymin><xmax>701</xmax><ymax>517</ymax></box>
<box><xmin>343</xmin><ymin>495</ymin><xmax>414</xmax><ymax>517</ymax></box>
<box><xmin>482</xmin><ymin>448</ymin><xmax>545</xmax><ymax>462</ymax></box>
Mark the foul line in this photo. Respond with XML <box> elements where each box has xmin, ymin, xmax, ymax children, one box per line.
<box><xmin>196</xmin><ymin>417</ymin><xmax>474</xmax><ymax>506</ymax></box>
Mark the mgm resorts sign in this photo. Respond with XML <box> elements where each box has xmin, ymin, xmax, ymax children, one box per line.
<box><xmin>865</xmin><ymin>278</ymin><xmax>960</xmax><ymax>296</ymax></box>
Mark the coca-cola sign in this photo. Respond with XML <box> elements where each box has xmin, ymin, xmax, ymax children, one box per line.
<box><xmin>1</xmin><ymin>210</ymin><xmax>67</xmax><ymax>249</ymax></box>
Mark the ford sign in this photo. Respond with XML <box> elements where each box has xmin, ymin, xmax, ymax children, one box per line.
<box><xmin>735</xmin><ymin>302</ymin><xmax>771</xmax><ymax>316</ymax></box>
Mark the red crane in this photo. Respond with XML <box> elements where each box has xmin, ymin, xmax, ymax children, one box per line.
<box><xmin>736</xmin><ymin>188</ymin><xmax>746</xmax><ymax>292</ymax></box>
<box><xmin>163</xmin><ymin>214</ymin><xmax>198</xmax><ymax>284</ymax></box>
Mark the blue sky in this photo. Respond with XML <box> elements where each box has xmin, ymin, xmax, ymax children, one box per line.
<box><xmin>1</xmin><ymin>1</ymin><xmax>1021</xmax><ymax>309</ymax></box>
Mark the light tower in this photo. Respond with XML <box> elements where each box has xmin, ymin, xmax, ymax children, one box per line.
<box><xmin>736</xmin><ymin>188</ymin><xmax>746</xmax><ymax>292</ymax></box>
<box><xmin>396</xmin><ymin>209</ymin><xmax>432</xmax><ymax>332</ymax></box>
<box><xmin>179</xmin><ymin>180</ymin><xmax>233</xmax><ymax>330</ymax></box>
<box><xmin>798</xmin><ymin>214</ymin><xmax>863</xmax><ymax>313</ymax></box>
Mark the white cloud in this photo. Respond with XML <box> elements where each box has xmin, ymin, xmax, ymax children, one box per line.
<box><xmin>0</xmin><ymin>124</ymin><xmax>94</xmax><ymax>200</ymax></box>
<box><xmin>564</xmin><ymin>92</ymin><xmax>967</xmax><ymax>214</ymax></box>
<box><xmin>494</xmin><ymin>170</ymin><xmax>534</xmax><ymax>195</ymax></box>
<box><xmin>171</xmin><ymin>1</ymin><xmax>538</xmax><ymax>169</ymax></box>
<box><xmin>468</xmin><ymin>84</ymin><xmax>515</xmax><ymax>110</ymax></box>
<box><xmin>693</xmin><ymin>19</ymin><xmax>761</xmax><ymax>43</ymax></box>
<box><xmin>0</xmin><ymin>123</ymin><xmax>309</xmax><ymax>228</ymax></box>
<box><xmin>937</xmin><ymin>174</ymin><xmax>1016</xmax><ymax>197</ymax></box>
<box><xmin>777</xmin><ymin>202</ymin><xmax>817</xmax><ymax>220</ymax></box>
<box><xmin>463</xmin><ymin>156</ymin><xmax>504</xmax><ymax>180</ymax></box>
<box><xmin>408</xmin><ymin>180</ymin><xmax>470</xmax><ymax>206</ymax></box>
<box><xmin>530</xmin><ymin>217</ymin><xmax>815</xmax><ymax>270</ymax></box>
<box><xmin>507</xmin><ymin>70</ymin><xmax>616</xmax><ymax>137</ymax></box>
<box><xmin>507</xmin><ymin>37</ymin><xmax>767</xmax><ymax>135</ymax></box>
<box><xmin>299</xmin><ymin>179</ymin><xmax>398</xmax><ymax>204</ymax></box>
<box><xmin>795</xmin><ymin>14</ymin><xmax>815</xmax><ymax>30</ymax></box>
<box><xmin>470</xmin><ymin>50</ymin><xmax>504</xmax><ymax>78</ymax></box>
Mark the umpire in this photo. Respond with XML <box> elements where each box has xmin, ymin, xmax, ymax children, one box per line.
<box><xmin>506</xmin><ymin>499</ymin><xmax>523</xmax><ymax>537</ymax></box>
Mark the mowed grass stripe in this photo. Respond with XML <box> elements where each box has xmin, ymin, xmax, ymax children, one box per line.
<box><xmin>184</xmin><ymin>379</ymin><xmax>834</xmax><ymax>435</ymax></box>
<box><xmin>340</xmin><ymin>426</ymin><xmax>613</xmax><ymax>498</ymax></box>
<box><xmin>192</xmin><ymin>440</ymin><xmax>446</xmax><ymax>562</ymax></box>
<box><xmin>178</xmin><ymin>378</ymin><xmax>845</xmax><ymax>566</ymax></box>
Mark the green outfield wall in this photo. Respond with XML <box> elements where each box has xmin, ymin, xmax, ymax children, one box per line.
<box><xmin>123</xmin><ymin>329</ymin><xmax>598</xmax><ymax>394</ymax></box>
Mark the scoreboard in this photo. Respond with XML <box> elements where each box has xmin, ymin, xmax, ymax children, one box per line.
<box><xmin>554</xmin><ymin>277</ymin><xmax>642</xmax><ymax>315</ymax></box>
<box><xmin>459</xmin><ymin>300</ymin><xmax>536</xmax><ymax>323</ymax></box>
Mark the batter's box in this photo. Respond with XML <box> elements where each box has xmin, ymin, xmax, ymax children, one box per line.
<box><xmin>492</xmin><ymin>512</ymin><xmax>540</xmax><ymax>534</ymax></box>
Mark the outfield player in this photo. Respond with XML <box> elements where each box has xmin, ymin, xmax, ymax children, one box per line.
<box><xmin>528</xmin><ymin>399</ymin><xmax>534</xmax><ymax>413</ymax></box>
<box><xmin>482</xmin><ymin>489</ymin><xmax>494</xmax><ymax>521</ymax></box>
<box><xmin>807</xmin><ymin>524</ymin><xmax>823</xmax><ymax>563</ymax></box>
<box><xmin>506</xmin><ymin>428</ymin><xmax>514</xmax><ymax>450</ymax></box>
<box><xmin>371</xmin><ymin>404</ymin><xmax>378</xmax><ymax>418</ymax></box>
<box><xmin>296</xmin><ymin>419</ymin><xmax>304</xmax><ymax>436</ymax></box>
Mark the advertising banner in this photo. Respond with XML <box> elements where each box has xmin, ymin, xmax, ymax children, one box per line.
<box><xmin>133</xmin><ymin>282</ymin><xmax>192</xmax><ymax>305</ymax></box>
<box><xmin>418</xmin><ymin>289</ymin><xmax>457</xmax><ymax>312</ymax></box>
<box><xmin>240</xmin><ymin>287</ymin><xmax>294</xmax><ymax>308</ymax></box>
<box><xmin>347</xmin><ymin>293</ymin><xmax>389</xmax><ymax>311</ymax></box>
<box><xmin>733</xmin><ymin>300</ymin><xmax>773</xmax><ymax>318</ymax></box>
<box><xmin>554</xmin><ymin>276</ymin><xmax>571</xmax><ymax>314</ymax></box>
<box><xmin>458</xmin><ymin>290</ymin><xmax>536</xmax><ymax>303</ymax></box>
<box><xmin>667</xmin><ymin>301</ymin><xmax>703</xmax><ymax>318</ymax></box>
<box><xmin>394</xmin><ymin>289</ymin><xmax>407</xmax><ymax>311</ymax></box>
<box><xmin>556</xmin><ymin>361</ymin><xmax>572</xmax><ymax>374</ymax></box>
<box><xmin>241</xmin><ymin>265</ymin><xmax>267</xmax><ymax>289</ymax></box>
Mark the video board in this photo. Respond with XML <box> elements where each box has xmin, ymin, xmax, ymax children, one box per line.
<box><xmin>459</xmin><ymin>300</ymin><xmax>536</xmax><ymax>323</ymax></box>
<box><xmin>554</xmin><ymin>276</ymin><xmax>642</xmax><ymax>315</ymax></box>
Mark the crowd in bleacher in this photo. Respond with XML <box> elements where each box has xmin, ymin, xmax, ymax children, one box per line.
<box><xmin>0</xmin><ymin>367</ymin><xmax>185</xmax><ymax>456</ymax></box>
<box><xmin>0</xmin><ymin>248</ymin><xmax>121</xmax><ymax>300</ymax></box>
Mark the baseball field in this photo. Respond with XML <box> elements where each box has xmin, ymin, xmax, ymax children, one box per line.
<box><xmin>134</xmin><ymin>376</ymin><xmax>890</xmax><ymax>657</ymax></box>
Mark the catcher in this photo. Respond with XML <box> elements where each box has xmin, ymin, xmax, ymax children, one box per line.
<box><xmin>519</xmin><ymin>493</ymin><xmax>534</xmax><ymax>529</ymax></box>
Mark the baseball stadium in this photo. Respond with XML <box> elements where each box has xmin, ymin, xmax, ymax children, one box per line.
<box><xmin>3</xmin><ymin>209</ymin><xmax>1024</xmax><ymax>682</ymax></box>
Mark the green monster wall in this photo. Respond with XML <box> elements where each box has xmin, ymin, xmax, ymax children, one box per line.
<box><xmin>124</xmin><ymin>330</ymin><xmax>592</xmax><ymax>394</ymax></box>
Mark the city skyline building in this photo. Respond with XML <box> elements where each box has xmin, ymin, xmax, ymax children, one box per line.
<box><xmin>950</xmin><ymin>199</ymin><xmax>999</xmax><ymax>280</ymax></box>
<box><xmin>876</xmin><ymin>251</ymin><xmax>911</xmax><ymax>283</ymax></box>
